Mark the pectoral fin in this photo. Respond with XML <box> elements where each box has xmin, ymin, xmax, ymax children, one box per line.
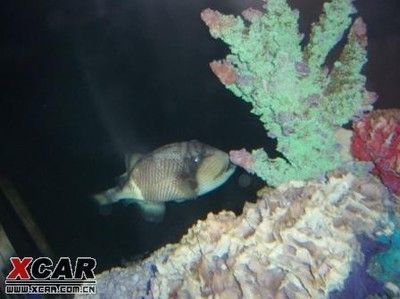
<box><xmin>135</xmin><ymin>201</ymin><xmax>166</xmax><ymax>223</ymax></box>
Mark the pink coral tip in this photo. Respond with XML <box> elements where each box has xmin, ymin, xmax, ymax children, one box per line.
<box><xmin>229</xmin><ymin>149</ymin><xmax>255</xmax><ymax>173</ymax></box>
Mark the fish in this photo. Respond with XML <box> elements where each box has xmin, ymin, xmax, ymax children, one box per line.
<box><xmin>94</xmin><ymin>140</ymin><xmax>236</xmax><ymax>222</ymax></box>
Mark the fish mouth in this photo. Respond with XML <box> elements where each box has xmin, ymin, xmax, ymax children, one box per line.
<box><xmin>226</xmin><ymin>161</ymin><xmax>236</xmax><ymax>174</ymax></box>
<box><xmin>213</xmin><ymin>160</ymin><xmax>236</xmax><ymax>180</ymax></box>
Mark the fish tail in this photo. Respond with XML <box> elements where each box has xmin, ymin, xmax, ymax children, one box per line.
<box><xmin>93</xmin><ymin>188</ymin><xmax>120</xmax><ymax>205</ymax></box>
<box><xmin>93</xmin><ymin>187</ymin><xmax>136</xmax><ymax>205</ymax></box>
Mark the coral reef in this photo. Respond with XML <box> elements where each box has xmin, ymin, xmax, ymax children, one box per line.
<box><xmin>201</xmin><ymin>0</ymin><xmax>375</xmax><ymax>186</ymax></box>
<box><xmin>77</xmin><ymin>172</ymin><xmax>393</xmax><ymax>299</ymax></box>
<box><xmin>351</xmin><ymin>109</ymin><xmax>400</xmax><ymax>197</ymax></box>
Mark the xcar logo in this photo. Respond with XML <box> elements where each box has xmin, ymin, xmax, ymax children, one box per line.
<box><xmin>5</xmin><ymin>257</ymin><xmax>97</xmax><ymax>295</ymax></box>
<box><xmin>6</xmin><ymin>257</ymin><xmax>32</xmax><ymax>279</ymax></box>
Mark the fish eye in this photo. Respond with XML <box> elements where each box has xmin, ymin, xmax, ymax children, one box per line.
<box><xmin>194</xmin><ymin>156</ymin><xmax>200</xmax><ymax>163</ymax></box>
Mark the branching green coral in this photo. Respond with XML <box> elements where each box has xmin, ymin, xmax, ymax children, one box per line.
<box><xmin>201</xmin><ymin>0</ymin><xmax>374</xmax><ymax>186</ymax></box>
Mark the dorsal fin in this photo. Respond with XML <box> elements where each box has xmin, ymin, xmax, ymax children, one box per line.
<box><xmin>124</xmin><ymin>153</ymin><xmax>143</xmax><ymax>172</ymax></box>
<box><xmin>113</xmin><ymin>153</ymin><xmax>144</xmax><ymax>186</ymax></box>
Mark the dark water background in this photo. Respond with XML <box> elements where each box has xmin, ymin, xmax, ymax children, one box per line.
<box><xmin>1</xmin><ymin>0</ymin><xmax>399</xmax><ymax>272</ymax></box>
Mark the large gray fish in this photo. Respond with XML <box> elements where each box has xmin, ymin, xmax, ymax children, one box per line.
<box><xmin>94</xmin><ymin>140</ymin><xmax>236</xmax><ymax>222</ymax></box>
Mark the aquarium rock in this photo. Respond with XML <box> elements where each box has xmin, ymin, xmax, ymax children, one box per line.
<box><xmin>76</xmin><ymin>172</ymin><xmax>393</xmax><ymax>299</ymax></box>
<box><xmin>201</xmin><ymin>0</ymin><xmax>375</xmax><ymax>186</ymax></box>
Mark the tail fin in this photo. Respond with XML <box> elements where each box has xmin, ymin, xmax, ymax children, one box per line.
<box><xmin>92</xmin><ymin>188</ymin><xmax>120</xmax><ymax>205</ymax></box>
<box><xmin>93</xmin><ymin>187</ymin><xmax>125</xmax><ymax>216</ymax></box>
<box><xmin>93</xmin><ymin>187</ymin><xmax>137</xmax><ymax>205</ymax></box>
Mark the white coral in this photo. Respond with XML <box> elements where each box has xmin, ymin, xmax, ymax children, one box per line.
<box><xmin>77</xmin><ymin>172</ymin><xmax>393</xmax><ymax>299</ymax></box>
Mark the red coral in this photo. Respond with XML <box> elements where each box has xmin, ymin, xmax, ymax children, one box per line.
<box><xmin>351</xmin><ymin>109</ymin><xmax>400</xmax><ymax>195</ymax></box>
